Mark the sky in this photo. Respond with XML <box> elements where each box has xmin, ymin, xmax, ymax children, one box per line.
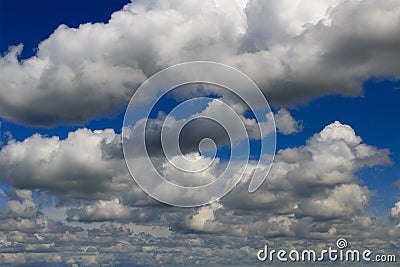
<box><xmin>0</xmin><ymin>0</ymin><xmax>399</xmax><ymax>266</ymax></box>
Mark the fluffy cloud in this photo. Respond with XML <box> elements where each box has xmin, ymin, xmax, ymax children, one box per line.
<box><xmin>186</xmin><ymin>202</ymin><xmax>224</xmax><ymax>233</ymax></box>
<box><xmin>73</xmin><ymin>198</ymin><xmax>132</xmax><ymax>222</ymax></box>
<box><xmin>0</xmin><ymin>120</ymin><xmax>390</xmax><ymax>214</ymax></box>
<box><xmin>0</xmin><ymin>189</ymin><xmax>80</xmax><ymax>237</ymax></box>
<box><xmin>0</xmin><ymin>43</ymin><xmax>145</xmax><ymax>126</ymax></box>
<box><xmin>161</xmin><ymin>153</ymin><xmax>221</xmax><ymax>187</ymax></box>
<box><xmin>1</xmin><ymin>190</ymin><xmax>38</xmax><ymax>219</ymax></box>
<box><xmin>0</xmin><ymin>121</ymin><xmax>397</xmax><ymax>265</ymax></box>
<box><xmin>274</xmin><ymin>108</ymin><xmax>303</xmax><ymax>135</ymax></box>
<box><xmin>222</xmin><ymin>121</ymin><xmax>391</xmax><ymax>213</ymax></box>
<box><xmin>168</xmin><ymin>121</ymin><xmax>393</xmax><ymax>239</ymax></box>
<box><xmin>127</xmin><ymin>93</ymin><xmax>297</xmax><ymax>160</ymax></box>
<box><xmin>1</xmin><ymin>0</ymin><xmax>400</xmax><ymax>126</ymax></box>
<box><xmin>294</xmin><ymin>183</ymin><xmax>369</xmax><ymax>219</ymax></box>
<box><xmin>0</xmin><ymin>128</ymin><xmax>137</xmax><ymax>201</ymax></box>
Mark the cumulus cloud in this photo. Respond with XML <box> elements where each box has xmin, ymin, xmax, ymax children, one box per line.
<box><xmin>294</xmin><ymin>183</ymin><xmax>369</xmax><ymax>219</ymax></box>
<box><xmin>73</xmin><ymin>198</ymin><xmax>132</xmax><ymax>222</ymax></box>
<box><xmin>274</xmin><ymin>108</ymin><xmax>303</xmax><ymax>134</ymax></box>
<box><xmin>1</xmin><ymin>0</ymin><xmax>400</xmax><ymax>126</ymax></box>
<box><xmin>0</xmin><ymin>121</ymin><xmax>397</xmax><ymax>265</ymax></box>
<box><xmin>127</xmin><ymin>98</ymin><xmax>298</xmax><ymax>160</ymax></box>
<box><xmin>0</xmin><ymin>190</ymin><xmax>79</xmax><ymax>236</ymax></box>
<box><xmin>0</xmin><ymin>42</ymin><xmax>145</xmax><ymax>126</ymax></box>
<box><xmin>222</xmin><ymin>121</ymin><xmax>391</xmax><ymax>215</ymax></box>
<box><xmin>0</xmin><ymin>120</ymin><xmax>390</xmax><ymax>214</ymax></box>
<box><xmin>161</xmin><ymin>153</ymin><xmax>221</xmax><ymax>187</ymax></box>
<box><xmin>165</xmin><ymin>121</ymin><xmax>393</xmax><ymax>240</ymax></box>
<box><xmin>184</xmin><ymin>203</ymin><xmax>298</xmax><ymax>237</ymax></box>
<box><xmin>1</xmin><ymin>189</ymin><xmax>38</xmax><ymax>219</ymax></box>
<box><xmin>186</xmin><ymin>202</ymin><xmax>224</xmax><ymax>233</ymax></box>
<box><xmin>0</xmin><ymin>128</ymin><xmax>138</xmax><ymax>201</ymax></box>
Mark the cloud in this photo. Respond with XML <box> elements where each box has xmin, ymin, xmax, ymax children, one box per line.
<box><xmin>132</xmin><ymin>108</ymin><xmax>289</xmax><ymax>160</ymax></box>
<box><xmin>0</xmin><ymin>128</ymin><xmax>140</xmax><ymax>201</ymax></box>
<box><xmin>161</xmin><ymin>121</ymin><xmax>394</xmax><ymax>243</ymax></box>
<box><xmin>1</xmin><ymin>0</ymin><xmax>400</xmax><ymax>126</ymax></box>
<box><xmin>0</xmin><ymin>120</ymin><xmax>390</xmax><ymax>214</ymax></box>
<box><xmin>222</xmin><ymin>121</ymin><xmax>391</xmax><ymax>213</ymax></box>
<box><xmin>186</xmin><ymin>202</ymin><xmax>224</xmax><ymax>233</ymax></box>
<box><xmin>73</xmin><ymin>198</ymin><xmax>132</xmax><ymax>222</ymax></box>
<box><xmin>0</xmin><ymin>43</ymin><xmax>145</xmax><ymax>126</ymax></box>
<box><xmin>274</xmin><ymin>108</ymin><xmax>303</xmax><ymax>135</ymax></box>
<box><xmin>161</xmin><ymin>153</ymin><xmax>221</xmax><ymax>187</ymax></box>
<box><xmin>0</xmin><ymin>190</ymin><xmax>80</xmax><ymax>235</ymax></box>
<box><xmin>294</xmin><ymin>183</ymin><xmax>369</xmax><ymax>219</ymax></box>
<box><xmin>0</xmin><ymin>119</ymin><xmax>397</xmax><ymax>265</ymax></box>
<box><xmin>1</xmin><ymin>189</ymin><xmax>38</xmax><ymax>219</ymax></box>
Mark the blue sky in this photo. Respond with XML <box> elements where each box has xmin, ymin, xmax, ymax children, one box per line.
<box><xmin>0</xmin><ymin>0</ymin><xmax>399</xmax><ymax>266</ymax></box>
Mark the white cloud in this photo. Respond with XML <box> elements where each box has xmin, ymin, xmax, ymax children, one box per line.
<box><xmin>0</xmin><ymin>120</ymin><xmax>391</xmax><ymax>215</ymax></box>
<box><xmin>295</xmin><ymin>183</ymin><xmax>370</xmax><ymax>219</ymax></box>
<box><xmin>186</xmin><ymin>202</ymin><xmax>224</xmax><ymax>233</ymax></box>
<box><xmin>2</xmin><ymin>189</ymin><xmax>38</xmax><ymax>219</ymax></box>
<box><xmin>161</xmin><ymin>153</ymin><xmax>221</xmax><ymax>187</ymax></box>
<box><xmin>0</xmin><ymin>128</ymin><xmax>141</xmax><ymax>201</ymax></box>
<box><xmin>75</xmin><ymin>198</ymin><xmax>132</xmax><ymax>222</ymax></box>
<box><xmin>223</xmin><ymin>121</ymin><xmax>391</xmax><ymax>213</ymax></box>
<box><xmin>1</xmin><ymin>0</ymin><xmax>400</xmax><ymax>126</ymax></box>
<box><xmin>0</xmin><ymin>118</ymin><xmax>396</xmax><ymax>265</ymax></box>
<box><xmin>274</xmin><ymin>108</ymin><xmax>303</xmax><ymax>135</ymax></box>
